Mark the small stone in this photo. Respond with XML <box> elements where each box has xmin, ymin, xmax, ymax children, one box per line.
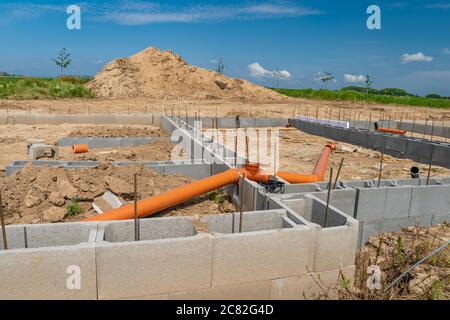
<box><xmin>48</xmin><ymin>191</ymin><xmax>65</xmax><ymax>206</ymax></box>
<box><xmin>24</xmin><ymin>190</ymin><xmax>42</xmax><ymax>208</ymax></box>
<box><xmin>43</xmin><ymin>206</ymin><xmax>66</xmax><ymax>222</ymax></box>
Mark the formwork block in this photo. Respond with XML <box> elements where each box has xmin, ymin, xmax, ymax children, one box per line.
<box><xmin>347</xmin><ymin>129</ymin><xmax>368</xmax><ymax>146</ymax></box>
<box><xmin>254</xmin><ymin>118</ymin><xmax>287</xmax><ymax>127</ymax></box>
<box><xmin>101</xmin><ymin>217</ymin><xmax>196</xmax><ymax>242</ymax></box>
<box><xmin>381</xmin><ymin>216</ymin><xmax>433</xmax><ymax>233</ymax></box>
<box><xmin>354</xmin><ymin>188</ymin><xmax>387</xmax><ymax>221</ymax></box>
<box><xmin>0</xmin><ymin>244</ymin><xmax>97</xmax><ymax>300</ymax></box>
<box><xmin>360</xmin><ymin>220</ymin><xmax>382</xmax><ymax>246</ymax></box>
<box><xmin>312</xmin><ymin>189</ymin><xmax>357</xmax><ymax>216</ymax></box>
<box><xmin>313</xmin><ymin>222</ymin><xmax>358</xmax><ymax>272</ymax></box>
<box><xmin>0</xmin><ymin>225</ymin><xmax>26</xmax><ymax>249</ymax></box>
<box><xmin>405</xmin><ymin>139</ymin><xmax>433</xmax><ymax>163</ymax></box>
<box><xmin>35</xmin><ymin>114</ymin><xmax>56</xmax><ymax>124</ymax></box>
<box><xmin>432</xmin><ymin>143</ymin><xmax>450</xmax><ymax>168</ymax></box>
<box><xmin>366</xmin><ymin>132</ymin><xmax>387</xmax><ymax>150</ymax></box>
<box><xmin>239</xmin><ymin>117</ymin><xmax>256</xmax><ymax>128</ymax></box>
<box><xmin>115</xmin><ymin>114</ymin><xmax>138</xmax><ymax>124</ymax></box>
<box><xmin>383</xmin><ymin>186</ymin><xmax>413</xmax><ymax>220</ymax></box>
<box><xmin>410</xmin><ymin>185</ymin><xmax>450</xmax><ymax>217</ymax></box>
<box><xmin>431</xmin><ymin>214</ymin><xmax>450</xmax><ymax>225</ymax></box>
<box><xmin>96</xmin><ymin>234</ymin><xmax>213</xmax><ymax>299</ymax></box>
<box><xmin>385</xmin><ymin>136</ymin><xmax>407</xmax><ymax>157</ymax></box>
<box><xmin>25</xmin><ymin>222</ymin><xmax>98</xmax><ymax>249</ymax></box>
<box><xmin>93</xmin><ymin>115</ymin><xmax>116</xmax><ymax>124</ymax></box>
<box><xmin>163</xmin><ymin>163</ymin><xmax>212</xmax><ymax>180</ymax></box>
<box><xmin>6</xmin><ymin>114</ymin><xmax>37</xmax><ymax>125</ymax></box>
<box><xmin>211</xmin><ymin>226</ymin><xmax>315</xmax><ymax>287</ymax></box>
<box><xmin>270</xmin><ymin>265</ymin><xmax>355</xmax><ymax>300</ymax></box>
<box><xmin>169</xmin><ymin>280</ymin><xmax>271</xmax><ymax>300</ymax></box>
<box><xmin>205</xmin><ymin>210</ymin><xmax>293</xmax><ymax>234</ymax></box>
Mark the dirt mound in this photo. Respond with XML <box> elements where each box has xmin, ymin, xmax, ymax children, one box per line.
<box><xmin>0</xmin><ymin>163</ymin><xmax>234</xmax><ymax>225</ymax></box>
<box><xmin>87</xmin><ymin>46</ymin><xmax>288</xmax><ymax>101</ymax></box>
<box><xmin>0</xmin><ymin>163</ymin><xmax>192</xmax><ymax>224</ymax></box>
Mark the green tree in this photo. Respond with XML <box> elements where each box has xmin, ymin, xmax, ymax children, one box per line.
<box><xmin>365</xmin><ymin>75</ymin><xmax>374</xmax><ymax>94</ymax></box>
<box><xmin>52</xmin><ymin>48</ymin><xmax>72</xmax><ymax>77</ymax></box>
<box><xmin>319</xmin><ymin>72</ymin><xmax>335</xmax><ymax>89</ymax></box>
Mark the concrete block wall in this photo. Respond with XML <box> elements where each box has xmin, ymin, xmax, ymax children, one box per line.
<box><xmin>0</xmin><ymin>113</ymin><xmax>162</xmax><ymax>126</ymax></box>
<box><xmin>57</xmin><ymin>137</ymin><xmax>170</xmax><ymax>148</ymax></box>
<box><xmin>291</xmin><ymin>119</ymin><xmax>450</xmax><ymax>168</ymax></box>
<box><xmin>0</xmin><ymin>209</ymin><xmax>358</xmax><ymax>300</ymax></box>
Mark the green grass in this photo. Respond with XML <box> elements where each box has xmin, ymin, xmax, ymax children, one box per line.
<box><xmin>271</xmin><ymin>88</ymin><xmax>450</xmax><ymax>109</ymax></box>
<box><xmin>0</xmin><ymin>76</ymin><xmax>94</xmax><ymax>99</ymax></box>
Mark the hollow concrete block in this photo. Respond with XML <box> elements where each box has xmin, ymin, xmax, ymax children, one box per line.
<box><xmin>0</xmin><ymin>225</ymin><xmax>26</xmax><ymax>249</ymax></box>
<box><xmin>270</xmin><ymin>265</ymin><xmax>355</xmax><ymax>300</ymax></box>
<box><xmin>168</xmin><ymin>280</ymin><xmax>271</xmax><ymax>300</ymax></box>
<box><xmin>96</xmin><ymin>234</ymin><xmax>213</xmax><ymax>299</ymax></box>
<box><xmin>0</xmin><ymin>244</ymin><xmax>97</xmax><ymax>300</ymax></box>
<box><xmin>313</xmin><ymin>221</ymin><xmax>358</xmax><ymax>272</ymax></box>
<box><xmin>211</xmin><ymin>226</ymin><xmax>315</xmax><ymax>287</ymax></box>
<box><xmin>410</xmin><ymin>185</ymin><xmax>450</xmax><ymax>217</ymax></box>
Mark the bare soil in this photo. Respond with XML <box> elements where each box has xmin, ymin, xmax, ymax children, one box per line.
<box><xmin>278</xmin><ymin>129</ymin><xmax>450</xmax><ymax>181</ymax></box>
<box><xmin>0</xmin><ymin>124</ymin><xmax>171</xmax><ymax>169</ymax></box>
<box><xmin>87</xmin><ymin>46</ymin><xmax>287</xmax><ymax>101</ymax></box>
<box><xmin>0</xmin><ymin>163</ymin><xmax>234</xmax><ymax>225</ymax></box>
<box><xmin>347</xmin><ymin>223</ymin><xmax>449</xmax><ymax>300</ymax></box>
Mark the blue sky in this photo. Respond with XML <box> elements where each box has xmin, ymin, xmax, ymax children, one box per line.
<box><xmin>0</xmin><ymin>0</ymin><xmax>449</xmax><ymax>96</ymax></box>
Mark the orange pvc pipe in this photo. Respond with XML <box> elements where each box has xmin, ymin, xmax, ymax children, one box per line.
<box><xmin>73</xmin><ymin>144</ymin><xmax>89</xmax><ymax>154</ymax></box>
<box><xmin>376</xmin><ymin>128</ymin><xmax>406</xmax><ymax>135</ymax></box>
<box><xmin>276</xmin><ymin>143</ymin><xmax>336</xmax><ymax>183</ymax></box>
<box><xmin>83</xmin><ymin>143</ymin><xmax>336</xmax><ymax>222</ymax></box>
<box><xmin>83</xmin><ymin>168</ymin><xmax>243</xmax><ymax>221</ymax></box>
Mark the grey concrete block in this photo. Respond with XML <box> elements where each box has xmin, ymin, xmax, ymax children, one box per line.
<box><xmin>211</xmin><ymin>226</ymin><xmax>315</xmax><ymax>286</ymax></box>
<box><xmin>169</xmin><ymin>280</ymin><xmax>271</xmax><ymax>300</ymax></box>
<box><xmin>101</xmin><ymin>217</ymin><xmax>196</xmax><ymax>242</ymax></box>
<box><xmin>0</xmin><ymin>244</ymin><xmax>97</xmax><ymax>300</ymax></box>
<box><xmin>0</xmin><ymin>225</ymin><xmax>26</xmax><ymax>249</ymax></box>
<box><xmin>410</xmin><ymin>185</ymin><xmax>450</xmax><ymax>217</ymax></box>
<box><xmin>25</xmin><ymin>222</ymin><xmax>98</xmax><ymax>249</ymax></box>
<box><xmin>96</xmin><ymin>234</ymin><xmax>212</xmax><ymax>299</ymax></box>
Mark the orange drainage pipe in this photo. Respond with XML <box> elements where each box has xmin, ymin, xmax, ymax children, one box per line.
<box><xmin>276</xmin><ymin>143</ymin><xmax>336</xmax><ymax>183</ymax></box>
<box><xmin>83</xmin><ymin>143</ymin><xmax>336</xmax><ymax>222</ymax></box>
<box><xmin>83</xmin><ymin>164</ymin><xmax>268</xmax><ymax>222</ymax></box>
<box><xmin>374</xmin><ymin>122</ymin><xmax>406</xmax><ymax>135</ymax></box>
<box><xmin>376</xmin><ymin>128</ymin><xmax>406</xmax><ymax>135</ymax></box>
<box><xmin>72</xmin><ymin>144</ymin><xmax>89</xmax><ymax>154</ymax></box>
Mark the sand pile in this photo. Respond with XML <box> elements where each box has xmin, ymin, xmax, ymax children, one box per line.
<box><xmin>0</xmin><ymin>163</ymin><xmax>192</xmax><ymax>224</ymax></box>
<box><xmin>87</xmin><ymin>46</ymin><xmax>288</xmax><ymax>101</ymax></box>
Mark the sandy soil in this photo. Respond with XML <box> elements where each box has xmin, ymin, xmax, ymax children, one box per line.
<box><xmin>1</xmin><ymin>97</ymin><xmax>449</xmax><ymax>124</ymax></box>
<box><xmin>0</xmin><ymin>124</ymin><xmax>170</xmax><ymax>169</ymax></box>
<box><xmin>0</xmin><ymin>163</ymin><xmax>234</xmax><ymax>225</ymax></box>
<box><xmin>278</xmin><ymin>129</ymin><xmax>450</xmax><ymax>181</ymax></box>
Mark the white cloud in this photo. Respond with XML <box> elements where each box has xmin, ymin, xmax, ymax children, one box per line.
<box><xmin>444</xmin><ymin>48</ymin><xmax>450</xmax><ymax>55</ymax></box>
<box><xmin>248</xmin><ymin>63</ymin><xmax>272</xmax><ymax>77</ymax></box>
<box><xmin>401</xmin><ymin>52</ymin><xmax>434</xmax><ymax>64</ymax></box>
<box><xmin>343</xmin><ymin>74</ymin><xmax>367</xmax><ymax>83</ymax></box>
<box><xmin>247</xmin><ymin>63</ymin><xmax>291</xmax><ymax>79</ymax></box>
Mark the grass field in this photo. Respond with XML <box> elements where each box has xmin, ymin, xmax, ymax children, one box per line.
<box><xmin>272</xmin><ymin>88</ymin><xmax>450</xmax><ymax>109</ymax></box>
<box><xmin>0</xmin><ymin>76</ymin><xmax>94</xmax><ymax>99</ymax></box>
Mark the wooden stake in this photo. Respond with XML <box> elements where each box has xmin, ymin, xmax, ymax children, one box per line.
<box><xmin>239</xmin><ymin>175</ymin><xmax>245</xmax><ymax>233</ymax></box>
<box><xmin>333</xmin><ymin>158</ymin><xmax>345</xmax><ymax>189</ymax></box>
<box><xmin>426</xmin><ymin>145</ymin><xmax>435</xmax><ymax>186</ymax></box>
<box><xmin>0</xmin><ymin>191</ymin><xmax>8</xmax><ymax>250</ymax></box>
<box><xmin>134</xmin><ymin>174</ymin><xmax>140</xmax><ymax>241</ymax></box>
<box><xmin>324</xmin><ymin>168</ymin><xmax>334</xmax><ymax>228</ymax></box>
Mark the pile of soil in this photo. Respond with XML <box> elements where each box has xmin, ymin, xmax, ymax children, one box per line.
<box><xmin>68</xmin><ymin>126</ymin><xmax>168</xmax><ymax>138</ymax></box>
<box><xmin>0</xmin><ymin>163</ymin><xmax>233</xmax><ymax>225</ymax></box>
<box><xmin>87</xmin><ymin>47</ymin><xmax>288</xmax><ymax>101</ymax></box>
